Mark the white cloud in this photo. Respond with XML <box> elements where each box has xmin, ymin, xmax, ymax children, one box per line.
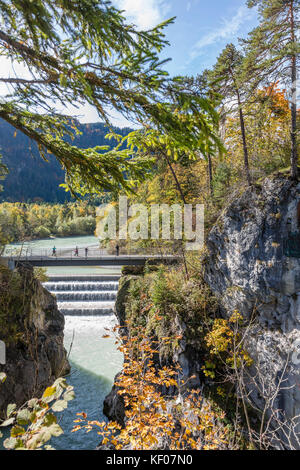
<box><xmin>190</xmin><ymin>6</ymin><xmax>255</xmax><ymax>60</ymax></box>
<box><xmin>0</xmin><ymin>56</ymin><xmax>32</xmax><ymax>96</ymax></box>
<box><xmin>73</xmin><ymin>104</ymin><xmax>138</xmax><ymax>128</ymax></box>
<box><xmin>113</xmin><ymin>0</ymin><xmax>170</xmax><ymax>29</ymax></box>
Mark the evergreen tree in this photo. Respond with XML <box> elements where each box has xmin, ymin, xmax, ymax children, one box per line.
<box><xmin>244</xmin><ymin>0</ymin><xmax>300</xmax><ymax>179</ymax></box>
<box><xmin>211</xmin><ymin>44</ymin><xmax>252</xmax><ymax>185</ymax></box>
<box><xmin>0</xmin><ymin>0</ymin><xmax>219</xmax><ymax>196</ymax></box>
<box><xmin>178</xmin><ymin>71</ymin><xmax>222</xmax><ymax>196</ymax></box>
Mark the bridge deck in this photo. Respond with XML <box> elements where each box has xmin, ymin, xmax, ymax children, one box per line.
<box><xmin>6</xmin><ymin>255</ymin><xmax>180</xmax><ymax>267</ymax></box>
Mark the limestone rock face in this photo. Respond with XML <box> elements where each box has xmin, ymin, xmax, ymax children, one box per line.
<box><xmin>103</xmin><ymin>372</ymin><xmax>125</xmax><ymax>427</ymax></box>
<box><xmin>0</xmin><ymin>266</ymin><xmax>70</xmax><ymax>416</ymax></box>
<box><xmin>204</xmin><ymin>175</ymin><xmax>300</xmax><ymax>442</ymax></box>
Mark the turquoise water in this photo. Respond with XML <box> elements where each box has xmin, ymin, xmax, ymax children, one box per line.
<box><xmin>45</xmin><ymin>266</ymin><xmax>122</xmax><ymax>276</ymax></box>
<box><xmin>50</xmin><ymin>271</ymin><xmax>123</xmax><ymax>450</ymax></box>
<box><xmin>57</xmin><ymin>362</ymin><xmax>113</xmax><ymax>450</ymax></box>
<box><xmin>5</xmin><ymin>235</ymin><xmax>100</xmax><ymax>253</ymax></box>
<box><xmin>55</xmin><ymin>314</ymin><xmax>123</xmax><ymax>450</ymax></box>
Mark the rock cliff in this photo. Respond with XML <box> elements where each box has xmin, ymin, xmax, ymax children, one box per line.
<box><xmin>0</xmin><ymin>265</ymin><xmax>70</xmax><ymax>416</ymax></box>
<box><xmin>204</xmin><ymin>175</ymin><xmax>300</xmax><ymax>445</ymax></box>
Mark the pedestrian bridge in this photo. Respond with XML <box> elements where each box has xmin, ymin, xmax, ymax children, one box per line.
<box><xmin>5</xmin><ymin>254</ymin><xmax>180</xmax><ymax>268</ymax></box>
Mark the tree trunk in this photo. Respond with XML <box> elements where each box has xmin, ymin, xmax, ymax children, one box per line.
<box><xmin>290</xmin><ymin>0</ymin><xmax>298</xmax><ymax>179</ymax></box>
<box><xmin>162</xmin><ymin>151</ymin><xmax>187</xmax><ymax>204</ymax></box>
<box><xmin>291</xmin><ymin>56</ymin><xmax>298</xmax><ymax>179</ymax></box>
<box><xmin>161</xmin><ymin>151</ymin><xmax>189</xmax><ymax>277</ymax></box>
<box><xmin>207</xmin><ymin>154</ymin><xmax>213</xmax><ymax>197</ymax></box>
<box><xmin>236</xmin><ymin>90</ymin><xmax>251</xmax><ymax>186</ymax></box>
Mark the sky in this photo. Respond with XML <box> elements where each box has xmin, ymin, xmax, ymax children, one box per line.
<box><xmin>83</xmin><ymin>0</ymin><xmax>259</xmax><ymax>126</ymax></box>
<box><xmin>0</xmin><ymin>0</ymin><xmax>259</xmax><ymax>127</ymax></box>
<box><xmin>113</xmin><ymin>0</ymin><xmax>258</xmax><ymax>76</ymax></box>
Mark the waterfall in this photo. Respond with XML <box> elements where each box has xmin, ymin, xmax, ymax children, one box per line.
<box><xmin>43</xmin><ymin>275</ymin><xmax>120</xmax><ymax>316</ymax></box>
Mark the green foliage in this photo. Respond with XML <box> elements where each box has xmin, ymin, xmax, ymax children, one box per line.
<box><xmin>210</xmin><ymin>43</ymin><xmax>251</xmax><ymax>184</ymax></box>
<box><xmin>0</xmin><ymin>373</ymin><xmax>7</xmax><ymax>440</ymax></box>
<box><xmin>33</xmin><ymin>267</ymin><xmax>49</xmax><ymax>283</ymax></box>
<box><xmin>105</xmin><ymin>82</ymin><xmax>224</xmax><ymax>206</ymax></box>
<box><xmin>33</xmin><ymin>225</ymin><xmax>51</xmax><ymax>238</ymax></box>
<box><xmin>211</xmin><ymin>43</ymin><xmax>245</xmax><ymax>102</ymax></box>
<box><xmin>0</xmin><ymin>121</ymin><xmax>132</xmax><ymax>203</ymax></box>
<box><xmin>244</xmin><ymin>0</ymin><xmax>300</xmax><ymax>84</ymax></box>
<box><xmin>0</xmin><ymin>0</ymin><xmax>223</xmax><ymax>196</ymax></box>
<box><xmin>123</xmin><ymin>267</ymin><xmax>219</xmax><ymax>360</ymax></box>
<box><xmin>0</xmin><ymin>153</ymin><xmax>8</xmax><ymax>195</ymax></box>
<box><xmin>110</xmin><ymin>102</ymin><xmax>223</xmax><ymax>166</ymax></box>
<box><xmin>0</xmin><ymin>377</ymin><xmax>74</xmax><ymax>450</ymax></box>
<box><xmin>150</xmin><ymin>268</ymin><xmax>179</xmax><ymax>313</ymax></box>
<box><xmin>212</xmin><ymin>163</ymin><xmax>232</xmax><ymax>202</ymax></box>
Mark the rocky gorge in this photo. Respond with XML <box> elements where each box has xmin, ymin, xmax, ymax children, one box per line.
<box><xmin>104</xmin><ymin>174</ymin><xmax>300</xmax><ymax>449</ymax></box>
<box><xmin>0</xmin><ymin>265</ymin><xmax>70</xmax><ymax>418</ymax></box>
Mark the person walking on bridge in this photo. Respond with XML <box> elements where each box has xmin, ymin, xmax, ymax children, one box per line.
<box><xmin>116</xmin><ymin>244</ymin><xmax>119</xmax><ymax>256</ymax></box>
<box><xmin>52</xmin><ymin>246</ymin><xmax>56</xmax><ymax>256</ymax></box>
<box><xmin>85</xmin><ymin>247</ymin><xmax>88</xmax><ymax>258</ymax></box>
<box><xmin>75</xmin><ymin>246</ymin><xmax>79</xmax><ymax>257</ymax></box>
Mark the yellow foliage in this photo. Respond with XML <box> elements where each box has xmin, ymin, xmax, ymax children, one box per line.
<box><xmin>203</xmin><ymin>311</ymin><xmax>253</xmax><ymax>373</ymax></box>
<box><xmin>73</xmin><ymin>326</ymin><xmax>229</xmax><ymax>450</ymax></box>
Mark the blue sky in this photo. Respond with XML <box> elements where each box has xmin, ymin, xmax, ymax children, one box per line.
<box><xmin>113</xmin><ymin>0</ymin><xmax>258</xmax><ymax>76</ymax></box>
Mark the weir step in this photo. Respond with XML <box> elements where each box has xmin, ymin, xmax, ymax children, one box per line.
<box><xmin>44</xmin><ymin>276</ymin><xmax>119</xmax><ymax>317</ymax></box>
<box><xmin>53</xmin><ymin>291</ymin><xmax>117</xmax><ymax>301</ymax></box>
<box><xmin>44</xmin><ymin>282</ymin><xmax>119</xmax><ymax>292</ymax></box>
<box><xmin>47</xmin><ymin>275</ymin><xmax>121</xmax><ymax>282</ymax></box>
<box><xmin>58</xmin><ymin>308</ymin><xmax>115</xmax><ymax>316</ymax></box>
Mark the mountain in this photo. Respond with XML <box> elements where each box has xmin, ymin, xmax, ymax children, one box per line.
<box><xmin>0</xmin><ymin>120</ymin><xmax>132</xmax><ymax>202</ymax></box>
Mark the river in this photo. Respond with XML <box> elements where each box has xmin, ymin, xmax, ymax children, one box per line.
<box><xmin>2</xmin><ymin>236</ymin><xmax>123</xmax><ymax>450</ymax></box>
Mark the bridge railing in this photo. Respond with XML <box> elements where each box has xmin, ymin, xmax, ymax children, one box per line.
<box><xmin>5</xmin><ymin>247</ymin><xmax>108</xmax><ymax>259</ymax></box>
<box><xmin>4</xmin><ymin>244</ymin><xmax>182</xmax><ymax>259</ymax></box>
<box><xmin>5</xmin><ymin>250</ymin><xmax>178</xmax><ymax>259</ymax></box>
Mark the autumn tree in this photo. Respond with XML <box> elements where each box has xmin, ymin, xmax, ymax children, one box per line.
<box><xmin>210</xmin><ymin>44</ymin><xmax>252</xmax><ymax>186</ymax></box>
<box><xmin>225</xmin><ymin>83</ymin><xmax>291</xmax><ymax>176</ymax></box>
<box><xmin>244</xmin><ymin>0</ymin><xmax>300</xmax><ymax>179</ymax></box>
<box><xmin>74</xmin><ymin>327</ymin><xmax>229</xmax><ymax>450</ymax></box>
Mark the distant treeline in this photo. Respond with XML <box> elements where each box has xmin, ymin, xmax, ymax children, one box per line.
<box><xmin>0</xmin><ymin>202</ymin><xmax>96</xmax><ymax>243</ymax></box>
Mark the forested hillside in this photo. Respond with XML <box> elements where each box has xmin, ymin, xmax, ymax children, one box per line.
<box><xmin>0</xmin><ymin>120</ymin><xmax>131</xmax><ymax>202</ymax></box>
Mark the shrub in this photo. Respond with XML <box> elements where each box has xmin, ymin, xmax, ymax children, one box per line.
<box><xmin>33</xmin><ymin>225</ymin><xmax>51</xmax><ymax>239</ymax></box>
<box><xmin>0</xmin><ymin>376</ymin><xmax>74</xmax><ymax>450</ymax></box>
